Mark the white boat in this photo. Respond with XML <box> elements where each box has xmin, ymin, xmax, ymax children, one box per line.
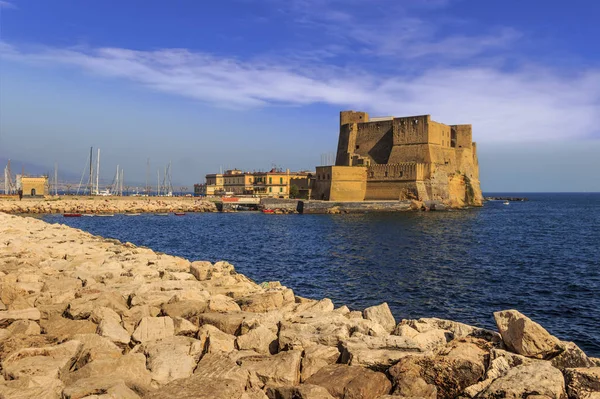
<box><xmin>503</xmin><ymin>201</ymin><xmax>510</xmax><ymax>205</ymax></box>
<box><xmin>96</xmin><ymin>214</ymin><xmax>115</xmax><ymax>217</ymax></box>
<box><xmin>125</xmin><ymin>213</ymin><xmax>141</xmax><ymax>216</ymax></box>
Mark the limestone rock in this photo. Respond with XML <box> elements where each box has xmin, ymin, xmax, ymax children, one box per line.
<box><xmin>174</xmin><ymin>316</ymin><xmax>198</xmax><ymax>336</ymax></box>
<box><xmin>132</xmin><ymin>316</ymin><xmax>174</xmax><ymax>343</ymax></box>
<box><xmin>89</xmin><ymin>306</ymin><xmax>122</xmax><ymax>325</ymax></box>
<box><xmin>400</xmin><ymin>317</ymin><xmax>499</xmax><ymax>341</ymax></box>
<box><xmin>2</xmin><ymin>340</ymin><xmax>82</xmax><ymax>380</ymax></box>
<box><xmin>195</xmin><ymin>311</ymin><xmax>252</xmax><ymax>335</ymax></box>
<box><xmin>563</xmin><ymin>367</ymin><xmax>600</xmax><ymax>399</ymax></box>
<box><xmin>41</xmin><ymin>316</ymin><xmax>97</xmax><ymax>341</ymax></box>
<box><xmin>236</xmin><ymin>325</ymin><xmax>278</xmax><ymax>355</ymax></box>
<box><xmin>305</xmin><ymin>364</ymin><xmax>392</xmax><ymax>399</ymax></box>
<box><xmin>0</xmin><ymin>307</ymin><xmax>41</xmax><ymax>327</ymax></box>
<box><xmin>146</xmin><ymin>352</ymin><xmax>252</xmax><ymax>399</ymax></box>
<box><xmin>143</xmin><ymin>336</ymin><xmax>203</xmax><ymax>385</ymax></box>
<box><xmin>238</xmin><ymin>289</ymin><xmax>295</xmax><ymax>313</ymax></box>
<box><xmin>388</xmin><ymin>339</ymin><xmax>487</xmax><ymax>399</ymax></box>
<box><xmin>209</xmin><ymin>294</ymin><xmax>243</xmax><ymax>312</ymax></box>
<box><xmin>70</xmin><ymin>333</ymin><xmax>122</xmax><ymax>371</ymax></box>
<box><xmin>6</xmin><ymin>319</ymin><xmax>40</xmax><ymax>336</ymax></box>
<box><xmin>161</xmin><ymin>299</ymin><xmax>208</xmax><ymax>319</ymax></box>
<box><xmin>551</xmin><ymin>341</ymin><xmax>596</xmax><ymax>369</ymax></box>
<box><xmin>190</xmin><ymin>260</ymin><xmax>214</xmax><ymax>281</ymax></box>
<box><xmin>97</xmin><ymin>319</ymin><xmax>131</xmax><ymax>345</ymax></box>
<box><xmin>66</xmin><ymin>291</ymin><xmax>129</xmax><ymax>320</ymax></box>
<box><xmin>478</xmin><ymin>362</ymin><xmax>566</xmax><ymax>399</ymax></box>
<box><xmin>363</xmin><ymin>303</ymin><xmax>396</xmax><ymax>333</ymax></box>
<box><xmin>62</xmin><ymin>353</ymin><xmax>153</xmax><ymax>397</ymax></box>
<box><xmin>494</xmin><ymin>309</ymin><xmax>562</xmax><ymax>359</ymax></box>
<box><xmin>301</xmin><ymin>344</ymin><xmax>341</xmax><ymax>382</ymax></box>
<box><xmin>266</xmin><ymin>384</ymin><xmax>336</xmax><ymax>399</ymax></box>
<box><xmin>0</xmin><ymin>376</ymin><xmax>64</xmax><ymax>399</ymax></box>
<box><xmin>198</xmin><ymin>324</ymin><xmax>236</xmax><ymax>353</ymax></box>
<box><xmin>238</xmin><ymin>350</ymin><xmax>303</xmax><ymax>388</ymax></box>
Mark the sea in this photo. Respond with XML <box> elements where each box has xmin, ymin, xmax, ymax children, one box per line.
<box><xmin>43</xmin><ymin>193</ymin><xmax>600</xmax><ymax>356</ymax></box>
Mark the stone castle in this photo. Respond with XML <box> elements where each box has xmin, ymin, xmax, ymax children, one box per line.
<box><xmin>311</xmin><ymin>111</ymin><xmax>483</xmax><ymax>207</ymax></box>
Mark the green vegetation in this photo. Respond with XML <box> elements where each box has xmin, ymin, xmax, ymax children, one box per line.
<box><xmin>463</xmin><ymin>174</ymin><xmax>475</xmax><ymax>205</ymax></box>
<box><xmin>289</xmin><ymin>184</ymin><xmax>300</xmax><ymax>199</ymax></box>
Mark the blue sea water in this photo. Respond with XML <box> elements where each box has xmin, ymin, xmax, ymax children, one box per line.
<box><xmin>43</xmin><ymin>193</ymin><xmax>600</xmax><ymax>356</ymax></box>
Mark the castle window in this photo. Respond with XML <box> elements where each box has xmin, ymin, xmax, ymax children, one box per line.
<box><xmin>327</xmin><ymin>174</ymin><xmax>330</xmax><ymax>180</ymax></box>
<box><xmin>399</xmin><ymin>171</ymin><xmax>403</xmax><ymax>177</ymax></box>
<box><xmin>355</xmin><ymin>145</ymin><xmax>360</xmax><ymax>150</ymax></box>
<box><xmin>384</xmin><ymin>171</ymin><xmax>388</xmax><ymax>177</ymax></box>
<box><xmin>369</xmin><ymin>171</ymin><xmax>374</xmax><ymax>178</ymax></box>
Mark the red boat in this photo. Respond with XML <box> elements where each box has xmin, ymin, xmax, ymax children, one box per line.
<box><xmin>63</xmin><ymin>213</ymin><xmax>82</xmax><ymax>217</ymax></box>
<box><xmin>262</xmin><ymin>209</ymin><xmax>274</xmax><ymax>214</ymax></box>
<box><xmin>174</xmin><ymin>212</ymin><xmax>186</xmax><ymax>216</ymax></box>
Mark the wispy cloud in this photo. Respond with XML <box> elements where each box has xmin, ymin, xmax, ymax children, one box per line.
<box><xmin>2</xmin><ymin>41</ymin><xmax>599</xmax><ymax>142</ymax></box>
<box><xmin>0</xmin><ymin>1</ymin><xmax>15</xmax><ymax>9</ymax></box>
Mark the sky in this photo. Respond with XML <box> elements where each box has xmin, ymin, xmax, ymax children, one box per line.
<box><xmin>0</xmin><ymin>0</ymin><xmax>599</xmax><ymax>192</ymax></box>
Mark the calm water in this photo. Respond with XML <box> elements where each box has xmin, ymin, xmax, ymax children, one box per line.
<box><xmin>43</xmin><ymin>193</ymin><xmax>600</xmax><ymax>356</ymax></box>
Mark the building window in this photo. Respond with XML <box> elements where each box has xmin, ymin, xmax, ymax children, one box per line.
<box><xmin>399</xmin><ymin>171</ymin><xmax>403</xmax><ymax>177</ymax></box>
<box><xmin>280</xmin><ymin>177</ymin><xmax>283</xmax><ymax>184</ymax></box>
<box><xmin>384</xmin><ymin>171</ymin><xmax>388</xmax><ymax>177</ymax></box>
<box><xmin>280</xmin><ymin>187</ymin><xmax>283</xmax><ymax>192</ymax></box>
<box><xmin>355</xmin><ymin>145</ymin><xmax>360</xmax><ymax>150</ymax></box>
<box><xmin>269</xmin><ymin>187</ymin><xmax>272</xmax><ymax>193</ymax></box>
<box><xmin>269</xmin><ymin>177</ymin><xmax>272</xmax><ymax>184</ymax></box>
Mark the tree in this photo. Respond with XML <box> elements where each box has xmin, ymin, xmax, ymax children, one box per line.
<box><xmin>289</xmin><ymin>184</ymin><xmax>299</xmax><ymax>199</ymax></box>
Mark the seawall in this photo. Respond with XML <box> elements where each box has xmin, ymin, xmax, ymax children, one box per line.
<box><xmin>0</xmin><ymin>213</ymin><xmax>598</xmax><ymax>398</ymax></box>
<box><xmin>0</xmin><ymin>196</ymin><xmax>217</xmax><ymax>214</ymax></box>
<box><xmin>260</xmin><ymin>198</ymin><xmax>447</xmax><ymax>214</ymax></box>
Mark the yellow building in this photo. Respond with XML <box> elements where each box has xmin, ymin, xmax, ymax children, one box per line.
<box><xmin>204</xmin><ymin>173</ymin><xmax>224</xmax><ymax>196</ymax></box>
<box><xmin>223</xmin><ymin>169</ymin><xmax>254</xmax><ymax>195</ymax></box>
<box><xmin>202</xmin><ymin>168</ymin><xmax>313</xmax><ymax>198</ymax></box>
<box><xmin>19</xmin><ymin>176</ymin><xmax>48</xmax><ymax>197</ymax></box>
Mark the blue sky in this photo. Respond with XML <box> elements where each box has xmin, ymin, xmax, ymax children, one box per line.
<box><xmin>0</xmin><ymin>0</ymin><xmax>599</xmax><ymax>191</ymax></box>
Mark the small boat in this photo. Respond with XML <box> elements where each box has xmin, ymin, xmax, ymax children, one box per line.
<box><xmin>96</xmin><ymin>214</ymin><xmax>115</xmax><ymax>217</ymax></box>
<box><xmin>503</xmin><ymin>201</ymin><xmax>510</xmax><ymax>205</ymax></box>
<box><xmin>262</xmin><ymin>209</ymin><xmax>275</xmax><ymax>214</ymax></box>
<box><xmin>174</xmin><ymin>212</ymin><xmax>186</xmax><ymax>216</ymax></box>
<box><xmin>63</xmin><ymin>213</ymin><xmax>82</xmax><ymax>217</ymax></box>
<box><xmin>125</xmin><ymin>213</ymin><xmax>141</xmax><ymax>216</ymax></box>
<box><xmin>155</xmin><ymin>213</ymin><xmax>169</xmax><ymax>216</ymax></box>
<box><xmin>82</xmin><ymin>214</ymin><xmax>95</xmax><ymax>217</ymax></box>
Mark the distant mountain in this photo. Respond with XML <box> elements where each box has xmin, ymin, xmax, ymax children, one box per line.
<box><xmin>0</xmin><ymin>157</ymin><xmax>81</xmax><ymax>181</ymax></box>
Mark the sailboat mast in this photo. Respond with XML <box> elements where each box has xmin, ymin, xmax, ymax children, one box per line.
<box><xmin>54</xmin><ymin>162</ymin><xmax>58</xmax><ymax>196</ymax></box>
<box><xmin>89</xmin><ymin>146</ymin><xmax>93</xmax><ymax>195</ymax></box>
<box><xmin>96</xmin><ymin>149</ymin><xmax>100</xmax><ymax>195</ymax></box>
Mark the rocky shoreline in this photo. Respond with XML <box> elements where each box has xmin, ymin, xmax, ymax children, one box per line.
<box><xmin>0</xmin><ymin>212</ymin><xmax>598</xmax><ymax>399</ymax></box>
<box><xmin>0</xmin><ymin>197</ymin><xmax>217</xmax><ymax>215</ymax></box>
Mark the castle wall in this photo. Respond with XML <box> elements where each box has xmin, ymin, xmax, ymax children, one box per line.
<box><xmin>311</xmin><ymin>166</ymin><xmax>366</xmax><ymax>201</ymax></box>
<box><xmin>451</xmin><ymin>125</ymin><xmax>473</xmax><ymax>149</ymax></box>
<box><xmin>353</xmin><ymin>120</ymin><xmax>394</xmax><ymax>164</ymax></box>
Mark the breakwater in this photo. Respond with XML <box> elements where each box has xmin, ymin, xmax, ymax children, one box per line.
<box><xmin>0</xmin><ymin>196</ymin><xmax>217</xmax><ymax>214</ymax></box>
<box><xmin>1</xmin><ymin>212</ymin><xmax>598</xmax><ymax>398</ymax></box>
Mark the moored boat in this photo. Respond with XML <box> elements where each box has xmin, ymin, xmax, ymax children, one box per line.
<box><xmin>63</xmin><ymin>213</ymin><xmax>82</xmax><ymax>217</ymax></box>
<box><xmin>174</xmin><ymin>212</ymin><xmax>186</xmax><ymax>216</ymax></box>
<box><xmin>155</xmin><ymin>213</ymin><xmax>169</xmax><ymax>216</ymax></box>
<box><xmin>262</xmin><ymin>209</ymin><xmax>275</xmax><ymax>214</ymax></box>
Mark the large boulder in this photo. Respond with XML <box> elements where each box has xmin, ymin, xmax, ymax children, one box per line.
<box><xmin>563</xmin><ymin>367</ymin><xmax>600</xmax><ymax>399</ymax></box>
<box><xmin>363</xmin><ymin>303</ymin><xmax>395</xmax><ymax>333</ymax></box>
<box><xmin>70</xmin><ymin>333</ymin><xmax>123</xmax><ymax>371</ymax></box>
<box><xmin>97</xmin><ymin>319</ymin><xmax>131</xmax><ymax>346</ymax></box>
<box><xmin>142</xmin><ymin>336</ymin><xmax>203</xmax><ymax>385</ymax></box>
<box><xmin>198</xmin><ymin>324</ymin><xmax>236</xmax><ymax>353</ymax></box>
<box><xmin>305</xmin><ymin>364</ymin><xmax>392</xmax><ymax>399</ymax></box>
<box><xmin>237</xmin><ymin>289</ymin><xmax>295</xmax><ymax>313</ymax></box>
<box><xmin>478</xmin><ymin>362</ymin><xmax>567</xmax><ymax>399</ymax></box>
<box><xmin>2</xmin><ymin>340</ymin><xmax>82</xmax><ymax>380</ymax></box>
<box><xmin>551</xmin><ymin>341</ymin><xmax>596</xmax><ymax>369</ymax></box>
<box><xmin>0</xmin><ymin>308</ymin><xmax>41</xmax><ymax>327</ymax></box>
<box><xmin>266</xmin><ymin>384</ymin><xmax>336</xmax><ymax>399</ymax></box>
<box><xmin>40</xmin><ymin>316</ymin><xmax>97</xmax><ymax>341</ymax></box>
<box><xmin>301</xmin><ymin>344</ymin><xmax>341</xmax><ymax>382</ymax></box>
<box><xmin>388</xmin><ymin>339</ymin><xmax>487</xmax><ymax>399</ymax></box>
<box><xmin>238</xmin><ymin>350</ymin><xmax>303</xmax><ymax>388</ymax></box>
<box><xmin>0</xmin><ymin>376</ymin><xmax>65</xmax><ymax>399</ymax></box>
<box><xmin>236</xmin><ymin>325</ymin><xmax>278</xmax><ymax>355</ymax></box>
<box><xmin>132</xmin><ymin>316</ymin><xmax>175</xmax><ymax>343</ymax></box>
<box><xmin>62</xmin><ymin>353</ymin><xmax>153</xmax><ymax>397</ymax></box>
<box><xmin>494</xmin><ymin>310</ymin><xmax>562</xmax><ymax>359</ymax></box>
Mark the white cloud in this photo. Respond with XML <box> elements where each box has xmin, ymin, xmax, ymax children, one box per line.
<box><xmin>2</xmin><ymin>41</ymin><xmax>599</xmax><ymax>143</ymax></box>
